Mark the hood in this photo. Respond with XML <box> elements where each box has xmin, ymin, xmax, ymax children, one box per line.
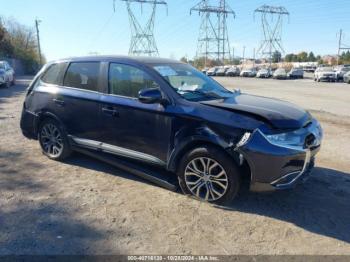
<box><xmin>201</xmin><ymin>94</ymin><xmax>311</xmax><ymax>129</ymax></box>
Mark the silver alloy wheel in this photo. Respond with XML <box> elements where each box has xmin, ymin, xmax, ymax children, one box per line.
<box><xmin>184</xmin><ymin>157</ymin><xmax>229</xmax><ymax>202</ymax></box>
<box><xmin>40</xmin><ymin>123</ymin><xmax>64</xmax><ymax>157</ymax></box>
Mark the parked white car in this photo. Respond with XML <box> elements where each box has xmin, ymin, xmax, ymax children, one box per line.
<box><xmin>273</xmin><ymin>68</ymin><xmax>288</xmax><ymax>80</ymax></box>
<box><xmin>256</xmin><ymin>68</ymin><xmax>272</xmax><ymax>78</ymax></box>
<box><xmin>240</xmin><ymin>68</ymin><xmax>257</xmax><ymax>77</ymax></box>
<box><xmin>0</xmin><ymin>61</ymin><xmax>15</xmax><ymax>88</ymax></box>
<box><xmin>314</xmin><ymin>67</ymin><xmax>336</xmax><ymax>82</ymax></box>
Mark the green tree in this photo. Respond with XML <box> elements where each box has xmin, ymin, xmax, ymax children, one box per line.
<box><xmin>308</xmin><ymin>52</ymin><xmax>316</xmax><ymax>62</ymax></box>
<box><xmin>297</xmin><ymin>52</ymin><xmax>308</xmax><ymax>62</ymax></box>
<box><xmin>285</xmin><ymin>53</ymin><xmax>297</xmax><ymax>62</ymax></box>
<box><xmin>1</xmin><ymin>17</ymin><xmax>43</xmax><ymax>73</ymax></box>
<box><xmin>0</xmin><ymin>19</ymin><xmax>14</xmax><ymax>57</ymax></box>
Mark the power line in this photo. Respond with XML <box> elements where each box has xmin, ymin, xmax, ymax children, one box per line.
<box><xmin>191</xmin><ymin>0</ymin><xmax>235</xmax><ymax>66</ymax></box>
<box><xmin>254</xmin><ymin>5</ymin><xmax>289</xmax><ymax>65</ymax></box>
<box><xmin>35</xmin><ymin>18</ymin><xmax>42</xmax><ymax>65</ymax></box>
<box><xmin>121</xmin><ymin>0</ymin><xmax>168</xmax><ymax>57</ymax></box>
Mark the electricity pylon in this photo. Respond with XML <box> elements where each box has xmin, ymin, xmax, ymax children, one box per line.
<box><xmin>121</xmin><ymin>0</ymin><xmax>167</xmax><ymax>56</ymax></box>
<box><xmin>254</xmin><ymin>5</ymin><xmax>289</xmax><ymax>64</ymax></box>
<box><xmin>191</xmin><ymin>0</ymin><xmax>235</xmax><ymax>66</ymax></box>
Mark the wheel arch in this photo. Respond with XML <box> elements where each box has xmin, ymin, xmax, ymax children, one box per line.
<box><xmin>167</xmin><ymin>136</ymin><xmax>238</xmax><ymax>173</ymax></box>
<box><xmin>34</xmin><ymin>111</ymin><xmax>66</xmax><ymax>136</ymax></box>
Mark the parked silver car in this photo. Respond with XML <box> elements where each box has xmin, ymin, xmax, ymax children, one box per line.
<box><xmin>314</xmin><ymin>67</ymin><xmax>336</xmax><ymax>82</ymax></box>
<box><xmin>273</xmin><ymin>68</ymin><xmax>287</xmax><ymax>80</ymax></box>
<box><xmin>225</xmin><ymin>66</ymin><xmax>240</xmax><ymax>77</ymax></box>
<box><xmin>343</xmin><ymin>71</ymin><xmax>350</xmax><ymax>84</ymax></box>
<box><xmin>256</xmin><ymin>68</ymin><xmax>272</xmax><ymax>78</ymax></box>
<box><xmin>206</xmin><ymin>67</ymin><xmax>219</xmax><ymax>76</ymax></box>
<box><xmin>240</xmin><ymin>68</ymin><xmax>257</xmax><ymax>77</ymax></box>
<box><xmin>0</xmin><ymin>61</ymin><xmax>15</xmax><ymax>88</ymax></box>
<box><xmin>215</xmin><ymin>67</ymin><xmax>229</xmax><ymax>76</ymax></box>
<box><xmin>288</xmin><ymin>68</ymin><xmax>304</xmax><ymax>79</ymax></box>
<box><xmin>334</xmin><ymin>66</ymin><xmax>350</xmax><ymax>81</ymax></box>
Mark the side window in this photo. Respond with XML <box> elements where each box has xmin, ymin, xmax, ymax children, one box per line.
<box><xmin>109</xmin><ymin>63</ymin><xmax>158</xmax><ymax>98</ymax></box>
<box><xmin>63</xmin><ymin>62</ymin><xmax>100</xmax><ymax>92</ymax></box>
<box><xmin>41</xmin><ymin>63</ymin><xmax>67</xmax><ymax>85</ymax></box>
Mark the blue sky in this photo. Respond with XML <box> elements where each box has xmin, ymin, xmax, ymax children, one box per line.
<box><xmin>2</xmin><ymin>0</ymin><xmax>350</xmax><ymax>61</ymax></box>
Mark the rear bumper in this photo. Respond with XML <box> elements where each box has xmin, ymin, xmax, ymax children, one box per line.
<box><xmin>236</xmin><ymin>120</ymin><xmax>322</xmax><ymax>192</ymax></box>
<box><xmin>20</xmin><ymin>108</ymin><xmax>38</xmax><ymax>139</ymax></box>
<box><xmin>319</xmin><ymin>76</ymin><xmax>336</xmax><ymax>81</ymax></box>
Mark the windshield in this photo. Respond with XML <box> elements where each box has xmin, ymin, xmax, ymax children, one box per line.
<box><xmin>0</xmin><ymin>63</ymin><xmax>5</xmax><ymax>69</ymax></box>
<box><xmin>152</xmin><ymin>63</ymin><xmax>235</xmax><ymax>101</ymax></box>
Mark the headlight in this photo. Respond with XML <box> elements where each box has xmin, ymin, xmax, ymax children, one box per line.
<box><xmin>266</xmin><ymin>129</ymin><xmax>305</xmax><ymax>146</ymax></box>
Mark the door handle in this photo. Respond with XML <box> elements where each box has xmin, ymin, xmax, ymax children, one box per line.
<box><xmin>53</xmin><ymin>99</ymin><xmax>65</xmax><ymax>107</ymax></box>
<box><xmin>102</xmin><ymin>107</ymin><xmax>119</xmax><ymax>117</ymax></box>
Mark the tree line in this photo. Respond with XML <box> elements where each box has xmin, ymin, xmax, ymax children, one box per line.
<box><xmin>0</xmin><ymin>17</ymin><xmax>44</xmax><ymax>74</ymax></box>
<box><xmin>183</xmin><ymin>50</ymin><xmax>350</xmax><ymax>69</ymax></box>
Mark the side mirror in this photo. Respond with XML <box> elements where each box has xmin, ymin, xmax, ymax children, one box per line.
<box><xmin>138</xmin><ymin>88</ymin><xmax>164</xmax><ymax>104</ymax></box>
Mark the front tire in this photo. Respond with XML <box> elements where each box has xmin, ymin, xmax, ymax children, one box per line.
<box><xmin>38</xmin><ymin>119</ymin><xmax>72</xmax><ymax>161</ymax></box>
<box><xmin>177</xmin><ymin>146</ymin><xmax>240</xmax><ymax>205</ymax></box>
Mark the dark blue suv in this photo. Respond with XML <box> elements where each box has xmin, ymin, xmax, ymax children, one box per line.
<box><xmin>20</xmin><ymin>56</ymin><xmax>323</xmax><ymax>204</ymax></box>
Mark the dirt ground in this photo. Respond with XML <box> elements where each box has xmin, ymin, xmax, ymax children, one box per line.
<box><xmin>0</xmin><ymin>76</ymin><xmax>349</xmax><ymax>255</ymax></box>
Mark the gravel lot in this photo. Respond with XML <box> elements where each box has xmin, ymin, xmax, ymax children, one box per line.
<box><xmin>0</xmin><ymin>76</ymin><xmax>350</xmax><ymax>255</ymax></box>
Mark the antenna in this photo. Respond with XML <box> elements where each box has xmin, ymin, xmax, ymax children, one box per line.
<box><xmin>191</xmin><ymin>0</ymin><xmax>235</xmax><ymax>66</ymax></box>
<box><xmin>121</xmin><ymin>0</ymin><xmax>167</xmax><ymax>57</ymax></box>
<box><xmin>254</xmin><ymin>5</ymin><xmax>289</xmax><ymax>65</ymax></box>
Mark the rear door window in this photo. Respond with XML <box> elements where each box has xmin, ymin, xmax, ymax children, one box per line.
<box><xmin>63</xmin><ymin>62</ymin><xmax>100</xmax><ymax>92</ymax></box>
<box><xmin>41</xmin><ymin>63</ymin><xmax>67</xmax><ymax>85</ymax></box>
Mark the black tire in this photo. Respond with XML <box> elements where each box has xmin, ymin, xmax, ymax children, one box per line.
<box><xmin>38</xmin><ymin>118</ymin><xmax>72</xmax><ymax>161</ymax></box>
<box><xmin>177</xmin><ymin>145</ymin><xmax>240</xmax><ymax>205</ymax></box>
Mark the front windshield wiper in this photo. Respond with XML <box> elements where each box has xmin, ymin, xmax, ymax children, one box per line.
<box><xmin>180</xmin><ymin>90</ymin><xmax>224</xmax><ymax>99</ymax></box>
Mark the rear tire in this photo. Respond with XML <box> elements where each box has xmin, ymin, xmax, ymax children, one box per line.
<box><xmin>38</xmin><ymin>118</ymin><xmax>72</xmax><ymax>161</ymax></box>
<box><xmin>177</xmin><ymin>145</ymin><xmax>240</xmax><ymax>205</ymax></box>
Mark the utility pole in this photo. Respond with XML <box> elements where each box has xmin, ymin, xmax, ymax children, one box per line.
<box><xmin>337</xmin><ymin>29</ymin><xmax>350</xmax><ymax>65</ymax></box>
<box><xmin>191</xmin><ymin>0</ymin><xmax>235</xmax><ymax>65</ymax></box>
<box><xmin>242</xmin><ymin>46</ymin><xmax>246</xmax><ymax>66</ymax></box>
<box><xmin>253</xmin><ymin>47</ymin><xmax>255</xmax><ymax>67</ymax></box>
<box><xmin>35</xmin><ymin>19</ymin><xmax>42</xmax><ymax>65</ymax></box>
<box><xmin>121</xmin><ymin>0</ymin><xmax>168</xmax><ymax>56</ymax></box>
<box><xmin>232</xmin><ymin>47</ymin><xmax>234</xmax><ymax>63</ymax></box>
<box><xmin>254</xmin><ymin>5</ymin><xmax>289</xmax><ymax>65</ymax></box>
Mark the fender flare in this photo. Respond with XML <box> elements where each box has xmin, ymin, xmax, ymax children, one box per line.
<box><xmin>34</xmin><ymin>111</ymin><xmax>66</xmax><ymax>135</ymax></box>
<box><xmin>167</xmin><ymin>132</ymin><xmax>233</xmax><ymax>173</ymax></box>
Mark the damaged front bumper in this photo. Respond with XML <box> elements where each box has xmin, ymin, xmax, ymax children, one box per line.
<box><xmin>236</xmin><ymin>120</ymin><xmax>322</xmax><ymax>192</ymax></box>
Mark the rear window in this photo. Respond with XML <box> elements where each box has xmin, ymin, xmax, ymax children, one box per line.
<box><xmin>63</xmin><ymin>62</ymin><xmax>100</xmax><ymax>92</ymax></box>
<box><xmin>41</xmin><ymin>63</ymin><xmax>67</xmax><ymax>85</ymax></box>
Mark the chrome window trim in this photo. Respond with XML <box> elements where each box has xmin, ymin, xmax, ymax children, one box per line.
<box><xmin>71</xmin><ymin>136</ymin><xmax>166</xmax><ymax>166</ymax></box>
